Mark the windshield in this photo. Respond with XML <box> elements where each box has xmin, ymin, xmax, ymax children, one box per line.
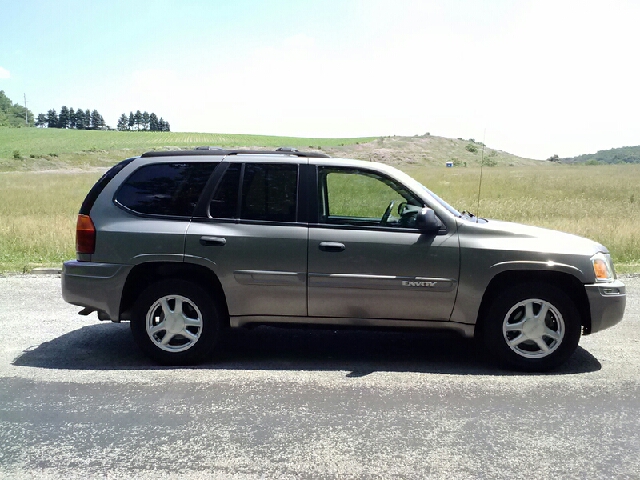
<box><xmin>419</xmin><ymin>184</ymin><xmax>463</xmax><ymax>218</ymax></box>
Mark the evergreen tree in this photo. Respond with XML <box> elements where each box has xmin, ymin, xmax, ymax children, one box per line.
<box><xmin>117</xmin><ymin>113</ymin><xmax>129</xmax><ymax>131</ymax></box>
<box><xmin>142</xmin><ymin>111</ymin><xmax>150</xmax><ymax>130</ymax></box>
<box><xmin>35</xmin><ymin>113</ymin><xmax>47</xmax><ymax>127</ymax></box>
<box><xmin>69</xmin><ymin>108</ymin><xmax>76</xmax><ymax>128</ymax></box>
<box><xmin>149</xmin><ymin>113</ymin><xmax>159</xmax><ymax>131</ymax></box>
<box><xmin>90</xmin><ymin>109</ymin><xmax>103</xmax><ymax>129</ymax></box>
<box><xmin>58</xmin><ymin>106</ymin><xmax>70</xmax><ymax>129</ymax></box>
<box><xmin>46</xmin><ymin>109</ymin><xmax>58</xmax><ymax>128</ymax></box>
<box><xmin>128</xmin><ymin>111</ymin><xmax>135</xmax><ymax>130</ymax></box>
<box><xmin>75</xmin><ymin>109</ymin><xmax>85</xmax><ymax>129</ymax></box>
<box><xmin>85</xmin><ymin>109</ymin><xmax>91</xmax><ymax>128</ymax></box>
<box><xmin>134</xmin><ymin>110</ymin><xmax>142</xmax><ymax>130</ymax></box>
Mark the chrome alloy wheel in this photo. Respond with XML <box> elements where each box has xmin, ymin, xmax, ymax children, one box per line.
<box><xmin>502</xmin><ymin>298</ymin><xmax>565</xmax><ymax>359</ymax></box>
<box><xmin>145</xmin><ymin>295</ymin><xmax>203</xmax><ymax>353</ymax></box>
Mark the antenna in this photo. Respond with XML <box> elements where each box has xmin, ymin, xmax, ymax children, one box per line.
<box><xmin>475</xmin><ymin>129</ymin><xmax>486</xmax><ymax>221</ymax></box>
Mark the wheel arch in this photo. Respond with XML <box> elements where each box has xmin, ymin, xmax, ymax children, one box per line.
<box><xmin>119</xmin><ymin>262</ymin><xmax>229</xmax><ymax>326</ymax></box>
<box><xmin>475</xmin><ymin>269</ymin><xmax>591</xmax><ymax>337</ymax></box>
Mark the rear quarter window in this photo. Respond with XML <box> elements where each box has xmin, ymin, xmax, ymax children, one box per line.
<box><xmin>115</xmin><ymin>162</ymin><xmax>218</xmax><ymax>217</ymax></box>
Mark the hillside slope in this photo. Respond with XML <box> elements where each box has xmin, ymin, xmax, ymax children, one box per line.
<box><xmin>325</xmin><ymin>134</ymin><xmax>541</xmax><ymax>167</ymax></box>
<box><xmin>562</xmin><ymin>145</ymin><xmax>640</xmax><ymax>164</ymax></box>
<box><xmin>0</xmin><ymin>128</ymin><xmax>539</xmax><ymax>171</ymax></box>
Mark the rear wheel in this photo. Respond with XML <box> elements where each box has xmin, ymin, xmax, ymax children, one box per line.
<box><xmin>130</xmin><ymin>279</ymin><xmax>222</xmax><ymax>365</ymax></box>
<box><xmin>482</xmin><ymin>283</ymin><xmax>582</xmax><ymax>371</ymax></box>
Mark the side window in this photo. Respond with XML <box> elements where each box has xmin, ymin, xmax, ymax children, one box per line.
<box><xmin>241</xmin><ymin>164</ymin><xmax>298</xmax><ymax>222</ymax></box>
<box><xmin>209</xmin><ymin>163</ymin><xmax>241</xmax><ymax>218</ymax></box>
<box><xmin>115</xmin><ymin>162</ymin><xmax>217</xmax><ymax>217</ymax></box>
<box><xmin>318</xmin><ymin>167</ymin><xmax>423</xmax><ymax>228</ymax></box>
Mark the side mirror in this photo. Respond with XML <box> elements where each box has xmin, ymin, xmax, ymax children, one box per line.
<box><xmin>416</xmin><ymin>207</ymin><xmax>441</xmax><ymax>233</ymax></box>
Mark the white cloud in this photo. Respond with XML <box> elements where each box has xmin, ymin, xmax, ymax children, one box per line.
<box><xmin>0</xmin><ymin>67</ymin><xmax>10</xmax><ymax>79</ymax></box>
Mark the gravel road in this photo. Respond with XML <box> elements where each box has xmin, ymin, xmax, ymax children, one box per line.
<box><xmin>0</xmin><ymin>275</ymin><xmax>638</xmax><ymax>479</ymax></box>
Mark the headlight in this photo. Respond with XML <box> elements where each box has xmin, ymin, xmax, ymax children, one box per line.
<box><xmin>591</xmin><ymin>252</ymin><xmax>615</xmax><ymax>282</ymax></box>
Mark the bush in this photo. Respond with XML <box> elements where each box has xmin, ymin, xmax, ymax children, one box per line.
<box><xmin>483</xmin><ymin>158</ymin><xmax>498</xmax><ymax>167</ymax></box>
<box><xmin>465</xmin><ymin>144</ymin><xmax>478</xmax><ymax>153</ymax></box>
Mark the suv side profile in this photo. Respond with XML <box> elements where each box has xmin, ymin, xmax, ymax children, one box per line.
<box><xmin>62</xmin><ymin>148</ymin><xmax>626</xmax><ymax>370</ymax></box>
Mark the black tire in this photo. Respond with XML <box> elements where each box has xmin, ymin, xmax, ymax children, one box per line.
<box><xmin>482</xmin><ymin>283</ymin><xmax>582</xmax><ymax>372</ymax></box>
<box><xmin>130</xmin><ymin>279</ymin><xmax>222</xmax><ymax>365</ymax></box>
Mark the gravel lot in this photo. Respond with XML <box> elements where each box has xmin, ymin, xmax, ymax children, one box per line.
<box><xmin>0</xmin><ymin>274</ymin><xmax>638</xmax><ymax>479</ymax></box>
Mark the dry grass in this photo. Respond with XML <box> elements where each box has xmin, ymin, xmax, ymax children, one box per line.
<box><xmin>0</xmin><ymin>164</ymin><xmax>638</xmax><ymax>274</ymax></box>
<box><xmin>406</xmin><ymin>164</ymin><xmax>640</xmax><ymax>272</ymax></box>
<box><xmin>0</xmin><ymin>171</ymin><xmax>101</xmax><ymax>272</ymax></box>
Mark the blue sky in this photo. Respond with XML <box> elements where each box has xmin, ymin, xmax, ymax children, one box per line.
<box><xmin>1</xmin><ymin>0</ymin><xmax>638</xmax><ymax>159</ymax></box>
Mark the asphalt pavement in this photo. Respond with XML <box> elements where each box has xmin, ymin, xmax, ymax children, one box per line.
<box><xmin>0</xmin><ymin>274</ymin><xmax>638</xmax><ymax>479</ymax></box>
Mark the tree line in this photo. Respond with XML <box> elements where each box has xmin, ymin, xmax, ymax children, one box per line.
<box><xmin>0</xmin><ymin>90</ymin><xmax>34</xmax><ymax>127</ymax></box>
<box><xmin>117</xmin><ymin>111</ymin><xmax>170</xmax><ymax>132</ymax></box>
<box><xmin>36</xmin><ymin>106</ymin><xmax>106</xmax><ymax>130</ymax></box>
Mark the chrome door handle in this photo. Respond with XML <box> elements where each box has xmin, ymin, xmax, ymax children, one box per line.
<box><xmin>200</xmin><ymin>236</ymin><xmax>226</xmax><ymax>246</ymax></box>
<box><xmin>318</xmin><ymin>242</ymin><xmax>345</xmax><ymax>252</ymax></box>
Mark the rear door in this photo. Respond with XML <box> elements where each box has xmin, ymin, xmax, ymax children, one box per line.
<box><xmin>184</xmin><ymin>159</ymin><xmax>308</xmax><ymax>317</ymax></box>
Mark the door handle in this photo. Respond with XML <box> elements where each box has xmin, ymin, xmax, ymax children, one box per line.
<box><xmin>319</xmin><ymin>242</ymin><xmax>345</xmax><ymax>252</ymax></box>
<box><xmin>200</xmin><ymin>236</ymin><xmax>227</xmax><ymax>246</ymax></box>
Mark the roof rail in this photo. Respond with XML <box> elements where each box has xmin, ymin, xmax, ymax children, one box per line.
<box><xmin>141</xmin><ymin>149</ymin><xmax>330</xmax><ymax>158</ymax></box>
<box><xmin>194</xmin><ymin>146</ymin><xmax>224</xmax><ymax>150</ymax></box>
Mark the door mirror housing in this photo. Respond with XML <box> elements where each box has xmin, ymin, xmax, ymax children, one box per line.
<box><xmin>416</xmin><ymin>207</ymin><xmax>441</xmax><ymax>233</ymax></box>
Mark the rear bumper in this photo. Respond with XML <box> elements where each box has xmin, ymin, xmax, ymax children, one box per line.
<box><xmin>585</xmin><ymin>279</ymin><xmax>626</xmax><ymax>334</ymax></box>
<box><xmin>61</xmin><ymin>260</ymin><xmax>132</xmax><ymax>321</ymax></box>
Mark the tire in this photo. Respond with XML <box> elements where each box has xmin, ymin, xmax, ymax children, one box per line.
<box><xmin>482</xmin><ymin>283</ymin><xmax>582</xmax><ymax>372</ymax></box>
<box><xmin>130</xmin><ymin>279</ymin><xmax>222</xmax><ymax>365</ymax></box>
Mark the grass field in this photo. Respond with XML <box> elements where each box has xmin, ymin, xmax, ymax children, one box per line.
<box><xmin>0</xmin><ymin>163</ymin><xmax>638</xmax><ymax>274</ymax></box>
<box><xmin>0</xmin><ymin>128</ymin><xmax>374</xmax><ymax>170</ymax></box>
<box><xmin>406</xmin><ymin>164</ymin><xmax>640</xmax><ymax>272</ymax></box>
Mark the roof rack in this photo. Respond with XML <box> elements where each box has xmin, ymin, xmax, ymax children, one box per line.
<box><xmin>141</xmin><ymin>147</ymin><xmax>330</xmax><ymax>158</ymax></box>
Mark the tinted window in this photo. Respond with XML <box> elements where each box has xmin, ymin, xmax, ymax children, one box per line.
<box><xmin>209</xmin><ymin>163</ymin><xmax>241</xmax><ymax>218</ymax></box>
<box><xmin>80</xmin><ymin>157</ymin><xmax>134</xmax><ymax>215</ymax></box>
<box><xmin>241</xmin><ymin>164</ymin><xmax>298</xmax><ymax>222</ymax></box>
<box><xmin>116</xmin><ymin>162</ymin><xmax>217</xmax><ymax>217</ymax></box>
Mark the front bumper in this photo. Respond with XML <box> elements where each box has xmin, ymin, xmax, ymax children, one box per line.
<box><xmin>585</xmin><ymin>279</ymin><xmax>626</xmax><ymax>334</ymax></box>
<box><xmin>61</xmin><ymin>260</ymin><xmax>132</xmax><ymax>321</ymax></box>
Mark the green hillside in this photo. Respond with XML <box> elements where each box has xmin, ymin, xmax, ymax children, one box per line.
<box><xmin>0</xmin><ymin>127</ymin><xmax>540</xmax><ymax>171</ymax></box>
<box><xmin>563</xmin><ymin>145</ymin><xmax>640</xmax><ymax>164</ymax></box>
<box><xmin>0</xmin><ymin>127</ymin><xmax>371</xmax><ymax>159</ymax></box>
<box><xmin>0</xmin><ymin>127</ymin><xmax>375</xmax><ymax>171</ymax></box>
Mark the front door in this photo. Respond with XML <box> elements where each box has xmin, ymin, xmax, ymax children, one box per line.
<box><xmin>307</xmin><ymin>166</ymin><xmax>459</xmax><ymax>321</ymax></box>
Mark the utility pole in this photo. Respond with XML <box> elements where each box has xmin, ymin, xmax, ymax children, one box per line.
<box><xmin>24</xmin><ymin>94</ymin><xmax>27</xmax><ymax>125</ymax></box>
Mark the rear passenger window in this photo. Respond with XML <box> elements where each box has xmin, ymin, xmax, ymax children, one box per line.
<box><xmin>241</xmin><ymin>164</ymin><xmax>298</xmax><ymax>222</ymax></box>
<box><xmin>209</xmin><ymin>163</ymin><xmax>241</xmax><ymax>218</ymax></box>
<box><xmin>115</xmin><ymin>163</ymin><xmax>217</xmax><ymax>217</ymax></box>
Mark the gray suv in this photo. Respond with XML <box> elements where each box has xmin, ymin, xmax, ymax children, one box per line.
<box><xmin>62</xmin><ymin>148</ymin><xmax>626</xmax><ymax>370</ymax></box>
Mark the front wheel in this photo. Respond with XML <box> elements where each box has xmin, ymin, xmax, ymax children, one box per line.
<box><xmin>482</xmin><ymin>283</ymin><xmax>582</xmax><ymax>371</ymax></box>
<box><xmin>130</xmin><ymin>279</ymin><xmax>222</xmax><ymax>365</ymax></box>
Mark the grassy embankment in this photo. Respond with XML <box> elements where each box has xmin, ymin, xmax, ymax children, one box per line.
<box><xmin>0</xmin><ymin>128</ymin><xmax>638</xmax><ymax>273</ymax></box>
<box><xmin>0</xmin><ymin>127</ymin><xmax>373</xmax><ymax>171</ymax></box>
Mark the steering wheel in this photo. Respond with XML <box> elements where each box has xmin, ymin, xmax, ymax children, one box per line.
<box><xmin>381</xmin><ymin>200</ymin><xmax>395</xmax><ymax>225</ymax></box>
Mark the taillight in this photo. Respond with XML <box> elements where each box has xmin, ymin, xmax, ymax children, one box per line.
<box><xmin>76</xmin><ymin>214</ymin><xmax>96</xmax><ymax>255</ymax></box>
